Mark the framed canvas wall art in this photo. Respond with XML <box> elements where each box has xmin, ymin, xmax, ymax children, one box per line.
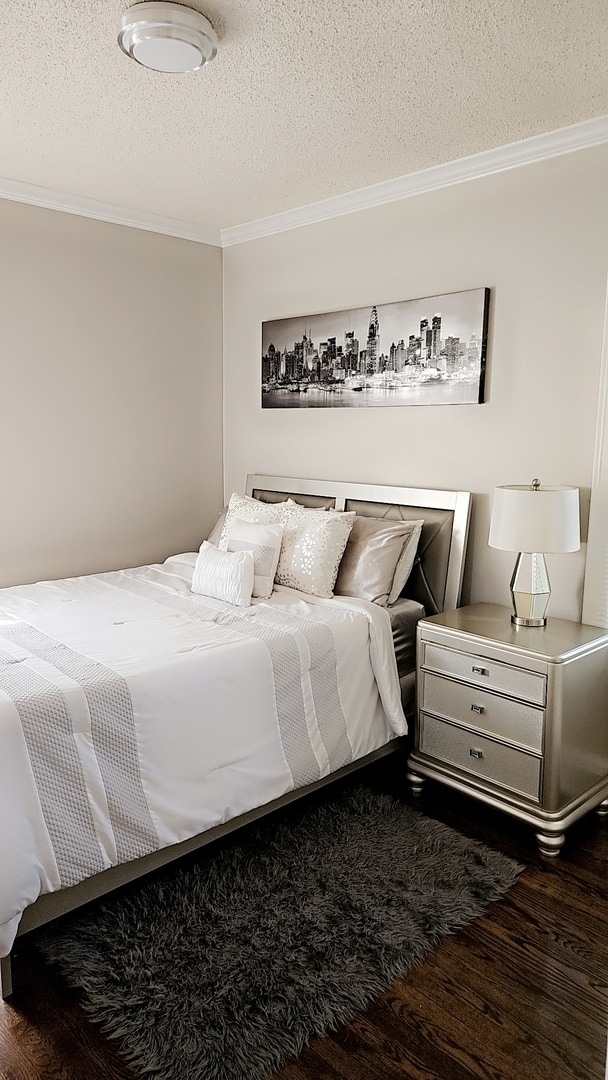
<box><xmin>261</xmin><ymin>287</ymin><xmax>490</xmax><ymax>409</ymax></box>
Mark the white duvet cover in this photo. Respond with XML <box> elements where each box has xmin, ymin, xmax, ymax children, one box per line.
<box><xmin>0</xmin><ymin>553</ymin><xmax>406</xmax><ymax>957</ymax></box>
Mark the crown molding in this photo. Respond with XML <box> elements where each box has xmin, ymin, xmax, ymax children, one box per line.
<box><xmin>0</xmin><ymin>177</ymin><xmax>222</xmax><ymax>247</ymax></box>
<box><xmin>2</xmin><ymin>116</ymin><xmax>607</xmax><ymax>249</ymax></box>
<box><xmin>221</xmin><ymin>115</ymin><xmax>608</xmax><ymax>247</ymax></box>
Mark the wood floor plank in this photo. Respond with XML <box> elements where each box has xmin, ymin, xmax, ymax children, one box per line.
<box><xmin>401</xmin><ymin>936</ymin><xmax>603</xmax><ymax>1078</ymax></box>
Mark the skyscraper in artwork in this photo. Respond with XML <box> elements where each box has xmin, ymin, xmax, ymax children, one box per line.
<box><xmin>366</xmin><ymin>306</ymin><xmax>380</xmax><ymax>374</ymax></box>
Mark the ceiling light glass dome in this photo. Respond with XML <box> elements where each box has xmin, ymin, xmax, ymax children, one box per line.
<box><xmin>118</xmin><ymin>3</ymin><xmax>218</xmax><ymax>73</ymax></box>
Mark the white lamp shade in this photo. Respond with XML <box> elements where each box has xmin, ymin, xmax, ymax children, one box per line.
<box><xmin>488</xmin><ymin>484</ymin><xmax>580</xmax><ymax>553</ymax></box>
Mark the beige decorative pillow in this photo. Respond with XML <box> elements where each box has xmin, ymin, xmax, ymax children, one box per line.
<box><xmin>218</xmin><ymin>493</ymin><xmax>285</xmax><ymax>548</ymax></box>
<box><xmin>387</xmin><ymin>519</ymin><xmax>424</xmax><ymax>604</ymax></box>
<box><xmin>334</xmin><ymin>516</ymin><xmax>422</xmax><ymax>606</ymax></box>
<box><xmin>225</xmin><ymin>518</ymin><xmax>283</xmax><ymax>599</ymax></box>
<box><xmin>274</xmin><ymin>502</ymin><xmax>355</xmax><ymax>598</ymax></box>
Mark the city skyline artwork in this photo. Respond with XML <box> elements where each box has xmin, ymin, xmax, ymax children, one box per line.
<box><xmin>261</xmin><ymin>287</ymin><xmax>490</xmax><ymax>408</ymax></box>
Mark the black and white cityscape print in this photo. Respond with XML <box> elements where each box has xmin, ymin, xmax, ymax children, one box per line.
<box><xmin>261</xmin><ymin>287</ymin><xmax>489</xmax><ymax>408</ymax></box>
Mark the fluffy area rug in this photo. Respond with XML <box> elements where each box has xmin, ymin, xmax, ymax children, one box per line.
<box><xmin>36</xmin><ymin>783</ymin><xmax>523</xmax><ymax>1080</ymax></box>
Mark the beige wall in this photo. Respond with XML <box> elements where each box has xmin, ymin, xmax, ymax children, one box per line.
<box><xmin>223</xmin><ymin>145</ymin><xmax>608</xmax><ymax>620</ymax></box>
<box><xmin>1</xmin><ymin>200</ymin><xmax>223</xmax><ymax>587</ymax></box>
<box><xmin>4</xmin><ymin>146</ymin><xmax>607</xmax><ymax>612</ymax></box>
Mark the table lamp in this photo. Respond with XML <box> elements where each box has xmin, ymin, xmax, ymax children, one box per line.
<box><xmin>488</xmin><ymin>479</ymin><xmax>580</xmax><ymax>626</ymax></box>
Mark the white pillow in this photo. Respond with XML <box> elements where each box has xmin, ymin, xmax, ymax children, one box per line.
<box><xmin>275</xmin><ymin>502</ymin><xmax>356</xmax><ymax>598</ymax></box>
<box><xmin>191</xmin><ymin>541</ymin><xmax>254</xmax><ymax>607</ymax></box>
<box><xmin>226</xmin><ymin>518</ymin><xmax>283</xmax><ymax>599</ymax></box>
<box><xmin>219</xmin><ymin>493</ymin><xmax>285</xmax><ymax>549</ymax></box>
<box><xmin>388</xmin><ymin>520</ymin><xmax>424</xmax><ymax>604</ymax></box>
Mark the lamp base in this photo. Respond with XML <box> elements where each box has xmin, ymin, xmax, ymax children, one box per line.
<box><xmin>511</xmin><ymin>614</ymin><xmax>547</xmax><ymax>627</ymax></box>
<box><xmin>510</xmin><ymin>552</ymin><xmax>550</xmax><ymax>627</ymax></box>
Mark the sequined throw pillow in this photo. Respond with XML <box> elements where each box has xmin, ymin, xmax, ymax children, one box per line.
<box><xmin>274</xmin><ymin>501</ymin><xmax>355</xmax><ymax>598</ymax></box>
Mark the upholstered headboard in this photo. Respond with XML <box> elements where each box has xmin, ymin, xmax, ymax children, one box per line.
<box><xmin>245</xmin><ymin>475</ymin><xmax>471</xmax><ymax>613</ymax></box>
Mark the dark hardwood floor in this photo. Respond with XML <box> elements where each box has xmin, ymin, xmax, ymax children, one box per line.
<box><xmin>2</xmin><ymin>760</ymin><xmax>607</xmax><ymax>1080</ymax></box>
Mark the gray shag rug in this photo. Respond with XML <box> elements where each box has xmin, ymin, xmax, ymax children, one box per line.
<box><xmin>36</xmin><ymin>784</ymin><xmax>523</xmax><ymax>1080</ymax></box>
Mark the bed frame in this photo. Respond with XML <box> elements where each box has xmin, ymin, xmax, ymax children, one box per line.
<box><xmin>1</xmin><ymin>476</ymin><xmax>471</xmax><ymax>998</ymax></box>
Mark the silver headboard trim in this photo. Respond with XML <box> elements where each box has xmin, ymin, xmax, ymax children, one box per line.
<box><xmin>244</xmin><ymin>475</ymin><xmax>471</xmax><ymax>612</ymax></box>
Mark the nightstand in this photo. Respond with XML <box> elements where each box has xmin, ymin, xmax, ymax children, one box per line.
<box><xmin>407</xmin><ymin>603</ymin><xmax>608</xmax><ymax>856</ymax></box>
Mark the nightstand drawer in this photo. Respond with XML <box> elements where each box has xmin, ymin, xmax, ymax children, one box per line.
<box><xmin>421</xmin><ymin>642</ymin><xmax>546</xmax><ymax>705</ymax></box>
<box><xmin>419</xmin><ymin>714</ymin><xmax>541</xmax><ymax>801</ymax></box>
<box><xmin>420</xmin><ymin>672</ymin><xmax>544</xmax><ymax>752</ymax></box>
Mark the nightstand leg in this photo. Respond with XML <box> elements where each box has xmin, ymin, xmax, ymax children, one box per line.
<box><xmin>406</xmin><ymin>770</ymin><xmax>425</xmax><ymax>796</ymax></box>
<box><xmin>535</xmin><ymin>830</ymin><xmax>565</xmax><ymax>857</ymax></box>
<box><xmin>0</xmin><ymin>953</ymin><xmax>13</xmax><ymax>999</ymax></box>
<box><xmin>596</xmin><ymin>799</ymin><xmax>608</xmax><ymax>817</ymax></box>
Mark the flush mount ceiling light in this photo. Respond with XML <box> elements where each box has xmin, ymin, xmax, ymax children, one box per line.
<box><xmin>118</xmin><ymin>2</ymin><xmax>217</xmax><ymax>73</ymax></box>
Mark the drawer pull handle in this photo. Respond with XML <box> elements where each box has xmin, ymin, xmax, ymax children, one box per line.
<box><xmin>470</xmin><ymin>704</ymin><xmax>485</xmax><ymax>715</ymax></box>
<box><xmin>469</xmin><ymin>748</ymin><xmax>483</xmax><ymax>760</ymax></box>
<box><xmin>472</xmin><ymin>665</ymin><xmax>488</xmax><ymax>676</ymax></box>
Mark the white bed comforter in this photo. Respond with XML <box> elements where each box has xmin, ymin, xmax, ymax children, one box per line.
<box><xmin>0</xmin><ymin>553</ymin><xmax>406</xmax><ymax>957</ymax></box>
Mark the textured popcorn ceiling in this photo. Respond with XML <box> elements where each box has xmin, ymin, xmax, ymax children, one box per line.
<box><xmin>1</xmin><ymin>0</ymin><xmax>607</xmax><ymax>236</ymax></box>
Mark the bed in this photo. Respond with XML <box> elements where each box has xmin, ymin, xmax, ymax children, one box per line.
<box><xmin>0</xmin><ymin>475</ymin><xmax>471</xmax><ymax>997</ymax></box>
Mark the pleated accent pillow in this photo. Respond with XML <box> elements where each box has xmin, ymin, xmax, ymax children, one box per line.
<box><xmin>226</xmin><ymin>518</ymin><xmax>283</xmax><ymax>599</ymax></box>
<box><xmin>191</xmin><ymin>541</ymin><xmax>254</xmax><ymax>607</ymax></box>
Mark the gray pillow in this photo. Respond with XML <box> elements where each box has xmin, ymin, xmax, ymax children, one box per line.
<box><xmin>334</xmin><ymin>516</ymin><xmax>423</xmax><ymax>606</ymax></box>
